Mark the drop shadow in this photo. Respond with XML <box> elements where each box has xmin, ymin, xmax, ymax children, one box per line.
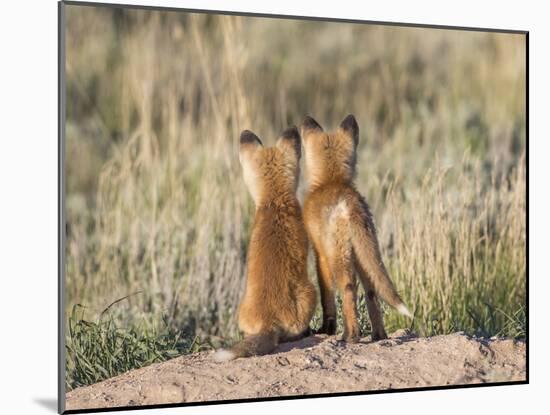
<box><xmin>34</xmin><ymin>398</ymin><xmax>58</xmax><ymax>412</ymax></box>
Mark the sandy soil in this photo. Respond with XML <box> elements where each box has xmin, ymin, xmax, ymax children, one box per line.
<box><xmin>65</xmin><ymin>330</ymin><xmax>526</xmax><ymax>411</ymax></box>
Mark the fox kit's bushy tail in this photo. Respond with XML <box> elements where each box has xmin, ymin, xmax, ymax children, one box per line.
<box><xmin>212</xmin><ymin>332</ymin><xmax>278</xmax><ymax>362</ymax></box>
<box><xmin>350</xmin><ymin>212</ymin><xmax>412</xmax><ymax>318</ymax></box>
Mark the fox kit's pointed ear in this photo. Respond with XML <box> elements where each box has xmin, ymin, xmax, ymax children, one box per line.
<box><xmin>239</xmin><ymin>130</ymin><xmax>262</xmax><ymax>164</ymax></box>
<box><xmin>276</xmin><ymin>126</ymin><xmax>301</xmax><ymax>161</ymax></box>
<box><xmin>300</xmin><ymin>116</ymin><xmax>323</xmax><ymax>138</ymax></box>
<box><xmin>339</xmin><ymin>114</ymin><xmax>359</xmax><ymax>146</ymax></box>
<box><xmin>240</xmin><ymin>130</ymin><xmax>263</xmax><ymax>147</ymax></box>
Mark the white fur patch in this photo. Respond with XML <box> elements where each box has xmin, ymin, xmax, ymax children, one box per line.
<box><xmin>241</xmin><ymin>159</ymin><xmax>261</xmax><ymax>204</ymax></box>
<box><xmin>212</xmin><ymin>349</ymin><xmax>236</xmax><ymax>363</ymax></box>
<box><xmin>332</xmin><ymin>200</ymin><xmax>349</xmax><ymax>220</ymax></box>
<box><xmin>304</xmin><ymin>141</ymin><xmax>323</xmax><ymax>189</ymax></box>
<box><xmin>304</xmin><ymin>143</ymin><xmax>314</xmax><ymax>182</ymax></box>
<box><xmin>397</xmin><ymin>304</ymin><xmax>413</xmax><ymax>318</ymax></box>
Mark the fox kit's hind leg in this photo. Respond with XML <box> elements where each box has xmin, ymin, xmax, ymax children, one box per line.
<box><xmin>329</xmin><ymin>211</ymin><xmax>360</xmax><ymax>342</ymax></box>
<box><xmin>356</xmin><ymin>265</ymin><xmax>387</xmax><ymax>341</ymax></box>
<box><xmin>315</xmin><ymin>251</ymin><xmax>336</xmax><ymax>335</ymax></box>
<box><xmin>333</xmin><ymin>257</ymin><xmax>360</xmax><ymax>342</ymax></box>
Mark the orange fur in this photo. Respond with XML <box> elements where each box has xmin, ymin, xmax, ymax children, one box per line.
<box><xmin>213</xmin><ymin>126</ymin><xmax>316</xmax><ymax>361</ymax></box>
<box><xmin>301</xmin><ymin>115</ymin><xmax>411</xmax><ymax>343</ymax></box>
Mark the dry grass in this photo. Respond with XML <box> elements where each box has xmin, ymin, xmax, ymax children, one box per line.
<box><xmin>64</xmin><ymin>5</ymin><xmax>526</xmax><ymax>387</ymax></box>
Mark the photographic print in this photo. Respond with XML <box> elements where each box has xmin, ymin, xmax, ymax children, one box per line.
<box><xmin>59</xmin><ymin>1</ymin><xmax>527</xmax><ymax>412</ymax></box>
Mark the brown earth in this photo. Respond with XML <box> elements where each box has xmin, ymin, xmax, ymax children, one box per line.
<box><xmin>65</xmin><ymin>331</ymin><xmax>526</xmax><ymax>411</ymax></box>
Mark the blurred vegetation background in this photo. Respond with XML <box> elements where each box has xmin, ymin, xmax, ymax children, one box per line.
<box><xmin>64</xmin><ymin>5</ymin><xmax>526</xmax><ymax>389</ymax></box>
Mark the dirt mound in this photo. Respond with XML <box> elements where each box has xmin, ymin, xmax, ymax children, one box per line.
<box><xmin>65</xmin><ymin>331</ymin><xmax>526</xmax><ymax>411</ymax></box>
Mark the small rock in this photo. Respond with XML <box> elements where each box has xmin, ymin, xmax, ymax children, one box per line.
<box><xmin>276</xmin><ymin>357</ymin><xmax>290</xmax><ymax>366</ymax></box>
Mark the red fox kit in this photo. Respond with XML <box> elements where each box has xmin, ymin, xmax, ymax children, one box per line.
<box><xmin>213</xmin><ymin>127</ymin><xmax>317</xmax><ymax>362</ymax></box>
<box><xmin>301</xmin><ymin>115</ymin><xmax>412</xmax><ymax>342</ymax></box>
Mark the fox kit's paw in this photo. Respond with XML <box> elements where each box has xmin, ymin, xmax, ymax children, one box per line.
<box><xmin>316</xmin><ymin>318</ymin><xmax>336</xmax><ymax>335</ymax></box>
<box><xmin>212</xmin><ymin>349</ymin><xmax>236</xmax><ymax>363</ymax></box>
<box><xmin>342</xmin><ymin>326</ymin><xmax>360</xmax><ymax>343</ymax></box>
<box><xmin>341</xmin><ymin>333</ymin><xmax>360</xmax><ymax>343</ymax></box>
<box><xmin>370</xmin><ymin>329</ymin><xmax>388</xmax><ymax>341</ymax></box>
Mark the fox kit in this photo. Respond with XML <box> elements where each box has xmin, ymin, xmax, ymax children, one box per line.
<box><xmin>301</xmin><ymin>114</ymin><xmax>412</xmax><ymax>343</ymax></box>
<box><xmin>213</xmin><ymin>126</ymin><xmax>317</xmax><ymax>362</ymax></box>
